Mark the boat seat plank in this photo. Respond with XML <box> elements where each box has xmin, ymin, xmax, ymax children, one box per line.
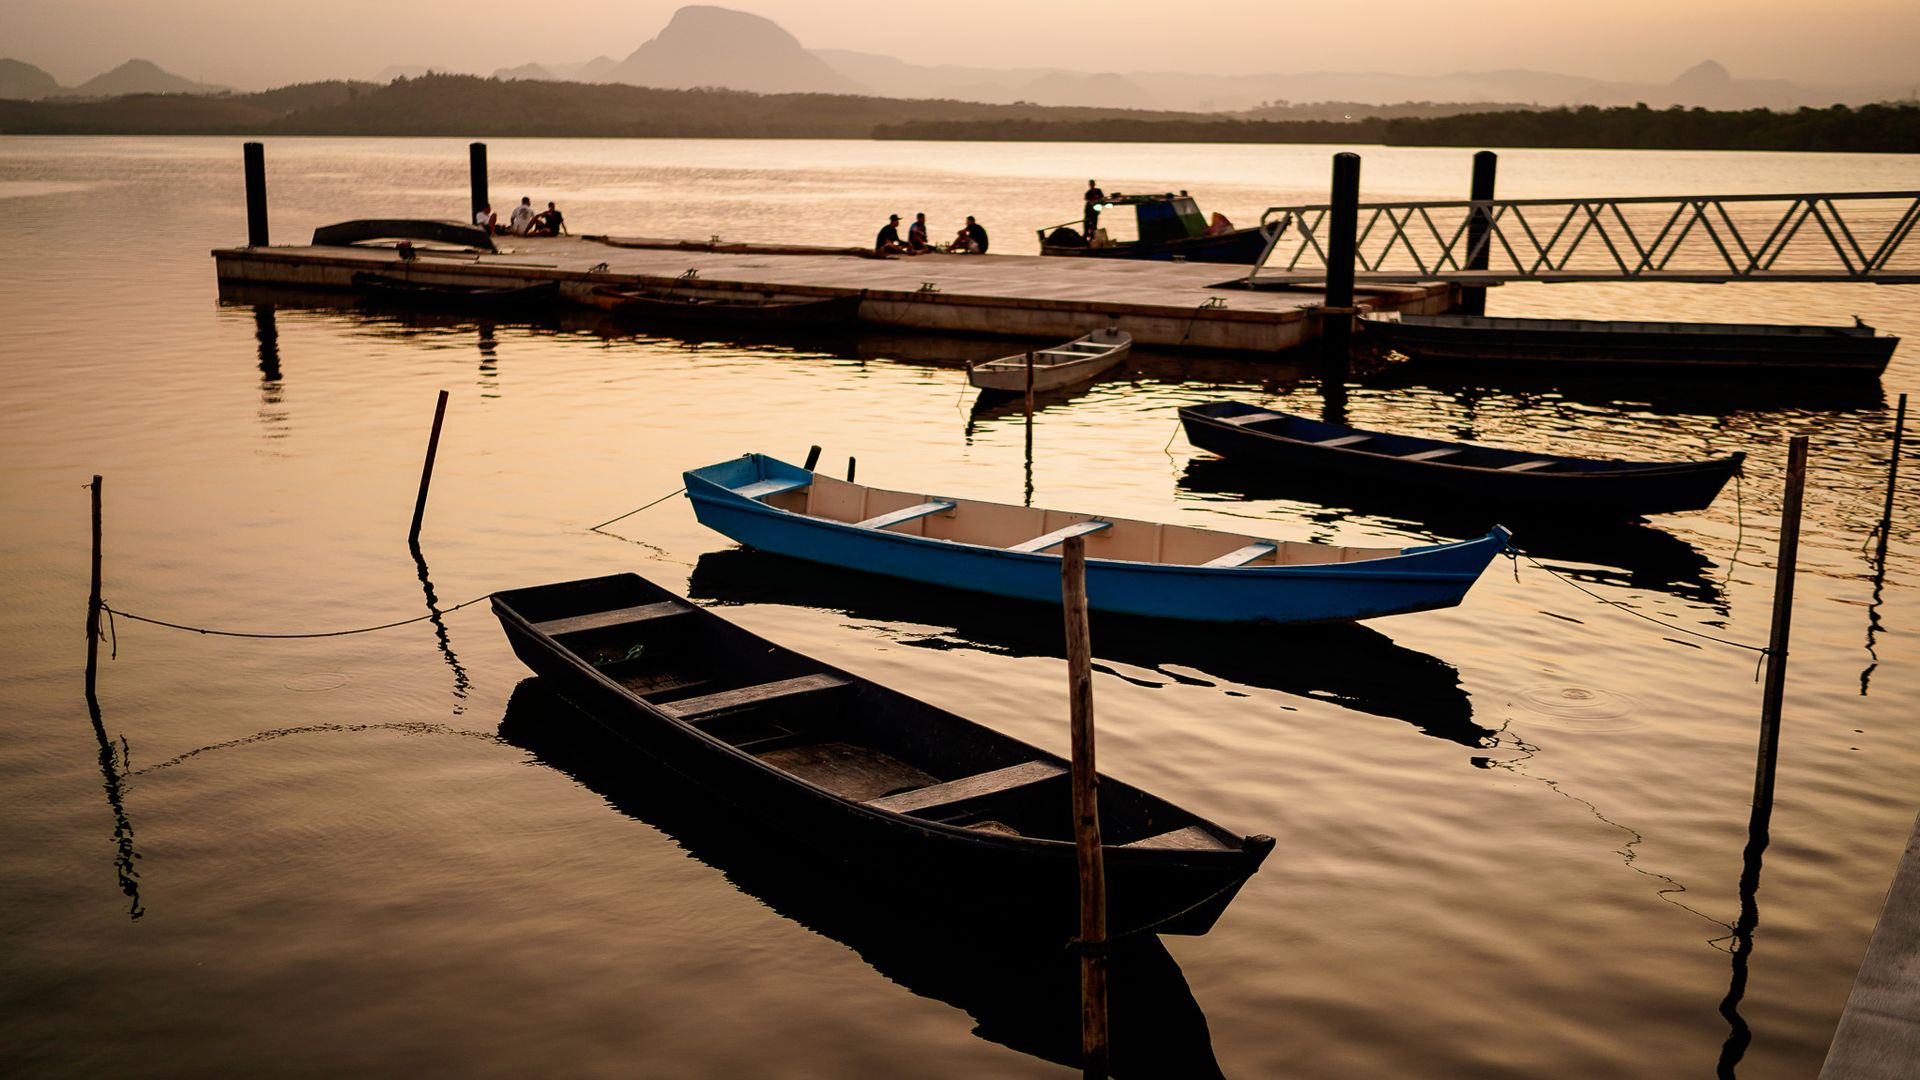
<box><xmin>733</xmin><ymin>476</ymin><xmax>810</xmax><ymax>500</ymax></box>
<box><xmin>855</xmin><ymin>500</ymin><xmax>955</xmax><ymax>530</ymax></box>
<box><xmin>1499</xmin><ymin>460</ymin><xmax>1559</xmax><ymax>472</ymax></box>
<box><xmin>658</xmin><ymin>673</ymin><xmax>851</xmax><ymax>720</ymax></box>
<box><xmin>1121</xmin><ymin>825</ymin><xmax>1233</xmax><ymax>851</ymax></box>
<box><xmin>1203</xmin><ymin>541</ymin><xmax>1277</xmax><ymax>568</ymax></box>
<box><xmin>533</xmin><ymin>602</ymin><xmax>691</xmax><ymax>637</ymax></box>
<box><xmin>1314</xmin><ymin>434</ymin><xmax>1371</xmax><ymax>447</ymax></box>
<box><xmin>866</xmin><ymin>760</ymin><xmax>1068</xmax><ymax>815</ymax></box>
<box><xmin>1400</xmin><ymin>448</ymin><xmax>1461</xmax><ymax>461</ymax></box>
<box><xmin>1219</xmin><ymin>411</ymin><xmax>1283</xmax><ymax>427</ymax></box>
<box><xmin>1008</xmin><ymin>519</ymin><xmax>1112</xmax><ymax>553</ymax></box>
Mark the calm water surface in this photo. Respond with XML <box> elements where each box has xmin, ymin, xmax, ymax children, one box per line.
<box><xmin>2</xmin><ymin>137</ymin><xmax>1918</xmax><ymax>1077</ymax></box>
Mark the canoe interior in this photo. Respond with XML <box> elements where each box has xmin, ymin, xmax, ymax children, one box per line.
<box><xmin>756</xmin><ymin>468</ymin><xmax>1404</xmax><ymax>568</ymax></box>
<box><xmin>1183</xmin><ymin>401</ymin><xmax>1726</xmax><ymax>477</ymax></box>
<box><xmin>494</xmin><ymin>573</ymin><xmax>1247</xmax><ymax>852</ymax></box>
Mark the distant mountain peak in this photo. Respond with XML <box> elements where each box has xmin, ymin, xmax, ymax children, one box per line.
<box><xmin>64</xmin><ymin>57</ymin><xmax>226</xmax><ymax>97</ymax></box>
<box><xmin>1673</xmin><ymin>60</ymin><xmax>1732</xmax><ymax>88</ymax></box>
<box><xmin>606</xmin><ymin>5</ymin><xmax>864</xmax><ymax>94</ymax></box>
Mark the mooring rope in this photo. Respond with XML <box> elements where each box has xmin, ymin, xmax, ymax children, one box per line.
<box><xmin>1509</xmin><ymin>547</ymin><xmax>1766</xmax><ymax>655</ymax></box>
<box><xmin>589</xmin><ymin>486</ymin><xmax>685</xmax><ymax>531</ymax></box>
<box><xmin>98</xmin><ymin>594</ymin><xmax>493</xmax><ymax>647</ymax></box>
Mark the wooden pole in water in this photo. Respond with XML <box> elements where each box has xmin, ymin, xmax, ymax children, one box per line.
<box><xmin>1876</xmin><ymin>393</ymin><xmax>1907</xmax><ymax>564</ymax></box>
<box><xmin>85</xmin><ymin>475</ymin><xmax>102</xmax><ymax>703</ymax></box>
<box><xmin>1061</xmin><ymin>535</ymin><xmax>1109</xmax><ymax>1078</ymax></box>
<box><xmin>1457</xmin><ymin>150</ymin><xmax>1498</xmax><ymax>316</ymax></box>
<box><xmin>1751</xmin><ymin>435</ymin><xmax>1809</xmax><ymax>832</ymax></box>
<box><xmin>1025</xmin><ymin>350</ymin><xmax>1036</xmax><ymax>417</ymax></box>
<box><xmin>243</xmin><ymin>142</ymin><xmax>268</xmax><ymax>248</ymax></box>
<box><xmin>409</xmin><ymin>390</ymin><xmax>450</xmax><ymax>546</ymax></box>
<box><xmin>468</xmin><ymin>142</ymin><xmax>489</xmax><ymax>222</ymax></box>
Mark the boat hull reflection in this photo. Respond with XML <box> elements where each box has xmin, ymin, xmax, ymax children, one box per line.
<box><xmin>499</xmin><ymin>679</ymin><xmax>1225</xmax><ymax>1078</ymax></box>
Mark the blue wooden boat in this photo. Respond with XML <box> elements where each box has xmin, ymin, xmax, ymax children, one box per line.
<box><xmin>683</xmin><ymin>454</ymin><xmax>1508</xmax><ymax>624</ymax></box>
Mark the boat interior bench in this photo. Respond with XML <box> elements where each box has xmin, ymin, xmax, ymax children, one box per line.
<box><xmin>1314</xmin><ymin>434</ymin><xmax>1371</xmax><ymax>448</ymax></box>
<box><xmin>1008</xmin><ymin>519</ymin><xmax>1112</xmax><ymax>553</ymax></box>
<box><xmin>855</xmin><ymin>500</ymin><xmax>954</xmax><ymax>530</ymax></box>
<box><xmin>733</xmin><ymin>476</ymin><xmax>810</xmax><ymax>500</ymax></box>
<box><xmin>1500</xmin><ymin>460</ymin><xmax>1558</xmax><ymax>472</ymax></box>
<box><xmin>1399</xmin><ymin>448</ymin><xmax>1460</xmax><ymax>461</ymax></box>
<box><xmin>534</xmin><ymin>601</ymin><xmax>692</xmax><ymax>637</ymax></box>
<box><xmin>866</xmin><ymin>760</ymin><xmax>1068</xmax><ymax>816</ymax></box>
<box><xmin>1203</xmin><ymin>541</ymin><xmax>1277</xmax><ymax>567</ymax></box>
<box><xmin>1218</xmin><ymin>411</ymin><xmax>1282</xmax><ymax>427</ymax></box>
<box><xmin>658</xmin><ymin>673</ymin><xmax>852</xmax><ymax>721</ymax></box>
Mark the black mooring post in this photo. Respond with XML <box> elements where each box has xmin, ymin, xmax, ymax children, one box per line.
<box><xmin>1458</xmin><ymin>150</ymin><xmax>1498</xmax><ymax>316</ymax></box>
<box><xmin>243</xmin><ymin>142</ymin><xmax>268</xmax><ymax>248</ymax></box>
<box><xmin>1322</xmin><ymin>152</ymin><xmax>1361</xmax><ymax>373</ymax></box>
<box><xmin>469</xmin><ymin>142</ymin><xmax>489</xmax><ymax>220</ymax></box>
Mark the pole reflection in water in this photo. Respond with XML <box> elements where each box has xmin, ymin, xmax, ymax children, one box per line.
<box><xmin>476</xmin><ymin>322</ymin><xmax>499</xmax><ymax>392</ymax></box>
<box><xmin>85</xmin><ymin>677</ymin><xmax>144</xmax><ymax>920</ymax></box>
<box><xmin>1024</xmin><ymin>405</ymin><xmax>1035</xmax><ymax>509</ymax></box>
<box><xmin>252</xmin><ymin>304</ymin><xmax>280</xmax><ymax>382</ymax></box>
<box><xmin>688</xmin><ymin>548</ymin><xmax>1492</xmax><ymax>749</ymax></box>
<box><xmin>1715</xmin><ymin>822</ymin><xmax>1769</xmax><ymax>1077</ymax></box>
<box><xmin>497</xmin><ymin>679</ymin><xmax>1224</xmax><ymax>1078</ymax></box>
<box><xmin>411</xmin><ymin>543</ymin><xmax>471</xmax><ymax>711</ymax></box>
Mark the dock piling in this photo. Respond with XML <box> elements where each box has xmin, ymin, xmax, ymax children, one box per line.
<box><xmin>1060</xmin><ymin>536</ymin><xmax>1109</xmax><ymax>1077</ymax></box>
<box><xmin>85</xmin><ymin>475</ymin><xmax>102</xmax><ymax>703</ymax></box>
<box><xmin>469</xmin><ymin>142</ymin><xmax>488</xmax><ymax>221</ymax></box>
<box><xmin>243</xmin><ymin>142</ymin><xmax>268</xmax><ymax>248</ymax></box>
<box><xmin>1751</xmin><ymin>435</ymin><xmax>1809</xmax><ymax>832</ymax></box>
<box><xmin>1457</xmin><ymin>151</ymin><xmax>1498</xmax><ymax>316</ymax></box>
<box><xmin>408</xmin><ymin>390</ymin><xmax>450</xmax><ymax>547</ymax></box>
<box><xmin>1321</xmin><ymin>153</ymin><xmax>1362</xmax><ymax>357</ymax></box>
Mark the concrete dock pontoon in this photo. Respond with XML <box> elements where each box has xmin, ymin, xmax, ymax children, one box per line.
<box><xmin>212</xmin><ymin>235</ymin><xmax>1457</xmax><ymax>354</ymax></box>
<box><xmin>1820</xmin><ymin>813</ymin><xmax>1920</xmax><ymax>1078</ymax></box>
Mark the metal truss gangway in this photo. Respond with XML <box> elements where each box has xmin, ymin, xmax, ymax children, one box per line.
<box><xmin>1244</xmin><ymin>190</ymin><xmax>1920</xmax><ymax>286</ymax></box>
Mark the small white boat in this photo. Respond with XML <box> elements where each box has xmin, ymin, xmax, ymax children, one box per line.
<box><xmin>968</xmin><ymin>327</ymin><xmax>1131</xmax><ymax>392</ymax></box>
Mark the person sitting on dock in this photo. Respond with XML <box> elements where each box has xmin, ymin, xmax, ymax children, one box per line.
<box><xmin>965</xmin><ymin>215</ymin><xmax>988</xmax><ymax>254</ymax></box>
<box><xmin>946</xmin><ymin>225</ymin><xmax>978</xmax><ymax>253</ymax></box>
<box><xmin>474</xmin><ymin>203</ymin><xmax>498</xmax><ymax>234</ymax></box>
<box><xmin>875</xmin><ymin>213</ymin><xmax>910</xmax><ymax>255</ymax></box>
<box><xmin>530</xmin><ymin>201</ymin><xmax>568</xmax><ymax>236</ymax></box>
<box><xmin>907</xmin><ymin>212</ymin><xmax>931</xmax><ymax>253</ymax></box>
<box><xmin>509</xmin><ymin>196</ymin><xmax>537</xmax><ymax>236</ymax></box>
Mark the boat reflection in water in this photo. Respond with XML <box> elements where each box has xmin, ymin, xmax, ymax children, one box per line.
<box><xmin>688</xmin><ymin>547</ymin><xmax>1493</xmax><ymax>749</ymax></box>
<box><xmin>1178</xmin><ymin>456</ymin><xmax>1727</xmax><ymax>608</ymax></box>
<box><xmin>498</xmin><ymin>679</ymin><xmax>1225</xmax><ymax>1078</ymax></box>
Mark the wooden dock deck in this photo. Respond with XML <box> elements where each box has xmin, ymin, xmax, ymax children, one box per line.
<box><xmin>212</xmin><ymin>235</ymin><xmax>1458</xmax><ymax>354</ymax></box>
<box><xmin>1820</xmin><ymin>812</ymin><xmax>1920</xmax><ymax>1078</ymax></box>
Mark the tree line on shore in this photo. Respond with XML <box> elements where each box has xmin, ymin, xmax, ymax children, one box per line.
<box><xmin>2</xmin><ymin>73</ymin><xmax>1913</xmax><ymax>152</ymax></box>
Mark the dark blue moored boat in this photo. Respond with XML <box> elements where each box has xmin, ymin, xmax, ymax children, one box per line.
<box><xmin>1037</xmin><ymin>192</ymin><xmax>1283</xmax><ymax>264</ymax></box>
<box><xmin>683</xmin><ymin>453</ymin><xmax>1507</xmax><ymax>624</ymax></box>
<box><xmin>491</xmin><ymin>571</ymin><xmax>1274</xmax><ymax>936</ymax></box>
<box><xmin>1180</xmin><ymin>401</ymin><xmax>1742</xmax><ymax>518</ymax></box>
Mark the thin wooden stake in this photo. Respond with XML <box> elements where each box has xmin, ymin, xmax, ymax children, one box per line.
<box><xmin>1751</xmin><ymin>435</ymin><xmax>1808</xmax><ymax>833</ymax></box>
<box><xmin>1061</xmin><ymin>536</ymin><xmax>1109</xmax><ymax>1078</ymax></box>
<box><xmin>1025</xmin><ymin>350</ymin><xmax>1036</xmax><ymax>417</ymax></box>
<box><xmin>1876</xmin><ymin>393</ymin><xmax>1906</xmax><ymax>564</ymax></box>
<box><xmin>86</xmin><ymin>474</ymin><xmax>102</xmax><ymax>703</ymax></box>
<box><xmin>409</xmin><ymin>390</ymin><xmax>450</xmax><ymax>546</ymax></box>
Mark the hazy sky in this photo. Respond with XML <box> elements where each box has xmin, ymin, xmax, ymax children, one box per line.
<box><xmin>8</xmin><ymin>0</ymin><xmax>1918</xmax><ymax>90</ymax></box>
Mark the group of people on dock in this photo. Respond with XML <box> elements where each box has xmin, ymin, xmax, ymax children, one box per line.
<box><xmin>475</xmin><ymin>196</ymin><xmax>567</xmax><ymax>237</ymax></box>
<box><xmin>876</xmin><ymin>212</ymin><xmax>989</xmax><ymax>256</ymax></box>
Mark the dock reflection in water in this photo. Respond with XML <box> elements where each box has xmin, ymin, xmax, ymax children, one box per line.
<box><xmin>688</xmin><ymin>547</ymin><xmax>1491</xmax><ymax>749</ymax></box>
<box><xmin>498</xmin><ymin>679</ymin><xmax>1224</xmax><ymax>1079</ymax></box>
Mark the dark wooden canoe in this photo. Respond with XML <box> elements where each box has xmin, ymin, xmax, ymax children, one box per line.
<box><xmin>492</xmin><ymin>572</ymin><xmax>1274</xmax><ymax>936</ymax></box>
<box><xmin>1361</xmin><ymin>313</ymin><xmax>1896</xmax><ymax>377</ymax></box>
<box><xmin>591</xmin><ymin>285</ymin><xmax>862</xmax><ymax>327</ymax></box>
<box><xmin>1180</xmin><ymin>401</ymin><xmax>1742</xmax><ymax>518</ymax></box>
<box><xmin>351</xmin><ymin>271</ymin><xmax>559</xmax><ymax>310</ymax></box>
<box><xmin>312</xmin><ymin>219</ymin><xmax>496</xmax><ymax>252</ymax></box>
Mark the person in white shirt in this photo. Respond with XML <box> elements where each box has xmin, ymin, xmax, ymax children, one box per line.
<box><xmin>474</xmin><ymin>204</ymin><xmax>497</xmax><ymax>233</ymax></box>
<box><xmin>508</xmin><ymin>197</ymin><xmax>536</xmax><ymax>236</ymax></box>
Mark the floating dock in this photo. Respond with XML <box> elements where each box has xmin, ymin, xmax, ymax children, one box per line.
<box><xmin>1820</xmin><ymin>812</ymin><xmax>1920</xmax><ymax>1078</ymax></box>
<box><xmin>212</xmin><ymin>235</ymin><xmax>1458</xmax><ymax>354</ymax></box>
